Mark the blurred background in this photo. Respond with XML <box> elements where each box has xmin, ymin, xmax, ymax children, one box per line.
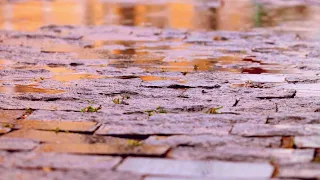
<box><xmin>0</xmin><ymin>0</ymin><xmax>319</xmax><ymax>32</ymax></box>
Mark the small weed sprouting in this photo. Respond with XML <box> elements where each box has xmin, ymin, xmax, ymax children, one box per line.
<box><xmin>244</xmin><ymin>80</ymin><xmax>253</xmax><ymax>88</ymax></box>
<box><xmin>112</xmin><ymin>98</ymin><xmax>121</xmax><ymax>104</ymax></box>
<box><xmin>113</xmin><ymin>95</ymin><xmax>130</xmax><ymax>105</ymax></box>
<box><xmin>206</xmin><ymin>106</ymin><xmax>223</xmax><ymax>114</ymax></box>
<box><xmin>156</xmin><ymin>106</ymin><xmax>167</xmax><ymax>114</ymax></box>
<box><xmin>53</xmin><ymin>127</ymin><xmax>69</xmax><ymax>134</ymax></box>
<box><xmin>54</xmin><ymin>127</ymin><xmax>60</xmax><ymax>134</ymax></box>
<box><xmin>81</xmin><ymin>105</ymin><xmax>102</xmax><ymax>113</ymax></box>
<box><xmin>126</xmin><ymin>140</ymin><xmax>143</xmax><ymax>147</ymax></box>
<box><xmin>2</xmin><ymin>123</ymin><xmax>14</xmax><ymax>129</ymax></box>
<box><xmin>25</xmin><ymin>108</ymin><xmax>33</xmax><ymax>114</ymax></box>
<box><xmin>145</xmin><ymin>110</ymin><xmax>153</xmax><ymax>116</ymax></box>
<box><xmin>145</xmin><ymin>106</ymin><xmax>167</xmax><ymax>116</ymax></box>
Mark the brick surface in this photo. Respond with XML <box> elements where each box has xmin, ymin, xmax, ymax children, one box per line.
<box><xmin>117</xmin><ymin>157</ymin><xmax>274</xmax><ymax>179</ymax></box>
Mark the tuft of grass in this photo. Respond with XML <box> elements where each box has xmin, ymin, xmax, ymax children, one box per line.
<box><xmin>53</xmin><ymin>127</ymin><xmax>70</xmax><ymax>134</ymax></box>
<box><xmin>112</xmin><ymin>98</ymin><xmax>121</xmax><ymax>104</ymax></box>
<box><xmin>145</xmin><ymin>106</ymin><xmax>167</xmax><ymax>116</ymax></box>
<box><xmin>126</xmin><ymin>140</ymin><xmax>143</xmax><ymax>147</ymax></box>
<box><xmin>145</xmin><ymin>110</ymin><xmax>153</xmax><ymax>116</ymax></box>
<box><xmin>206</xmin><ymin>106</ymin><xmax>223</xmax><ymax>114</ymax></box>
<box><xmin>54</xmin><ymin>127</ymin><xmax>60</xmax><ymax>134</ymax></box>
<box><xmin>113</xmin><ymin>96</ymin><xmax>130</xmax><ymax>105</ymax></box>
<box><xmin>156</xmin><ymin>106</ymin><xmax>167</xmax><ymax>114</ymax></box>
<box><xmin>25</xmin><ymin>108</ymin><xmax>33</xmax><ymax>114</ymax></box>
<box><xmin>81</xmin><ymin>105</ymin><xmax>102</xmax><ymax>113</ymax></box>
<box><xmin>2</xmin><ymin>123</ymin><xmax>14</xmax><ymax>129</ymax></box>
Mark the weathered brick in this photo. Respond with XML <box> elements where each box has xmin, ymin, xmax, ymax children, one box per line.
<box><xmin>231</xmin><ymin>124</ymin><xmax>320</xmax><ymax>136</ymax></box>
<box><xmin>167</xmin><ymin>146</ymin><xmax>314</xmax><ymax>164</ymax></box>
<box><xmin>117</xmin><ymin>157</ymin><xmax>274</xmax><ymax>179</ymax></box>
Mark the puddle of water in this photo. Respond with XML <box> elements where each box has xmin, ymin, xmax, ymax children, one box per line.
<box><xmin>0</xmin><ymin>0</ymin><xmax>318</xmax><ymax>32</ymax></box>
<box><xmin>44</xmin><ymin>66</ymin><xmax>101</xmax><ymax>82</ymax></box>
<box><xmin>0</xmin><ymin>84</ymin><xmax>64</xmax><ymax>94</ymax></box>
<box><xmin>108</xmin><ymin>55</ymin><xmax>289</xmax><ymax>75</ymax></box>
<box><xmin>0</xmin><ymin>0</ymin><xmax>317</xmax><ymax>83</ymax></box>
<box><xmin>44</xmin><ymin>66</ymin><xmax>74</xmax><ymax>74</ymax></box>
<box><xmin>40</xmin><ymin>44</ymin><xmax>104</xmax><ymax>59</ymax></box>
<box><xmin>39</xmin><ymin>42</ymin><xmax>150</xmax><ymax>60</ymax></box>
<box><xmin>52</xmin><ymin>74</ymin><xmax>101</xmax><ymax>82</ymax></box>
<box><xmin>139</xmin><ymin>76</ymin><xmax>185</xmax><ymax>83</ymax></box>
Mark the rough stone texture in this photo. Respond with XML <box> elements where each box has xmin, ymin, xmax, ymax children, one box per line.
<box><xmin>0</xmin><ymin>1</ymin><xmax>320</xmax><ymax>178</ymax></box>
<box><xmin>0</xmin><ymin>110</ymin><xmax>25</xmax><ymax>123</ymax></box>
<box><xmin>13</xmin><ymin>120</ymin><xmax>99</xmax><ymax>133</ymax></box>
<box><xmin>0</xmin><ymin>127</ymin><xmax>11</xmax><ymax>135</ymax></box>
<box><xmin>273</xmin><ymin>97</ymin><xmax>320</xmax><ymax>113</ymax></box>
<box><xmin>117</xmin><ymin>157</ymin><xmax>274</xmax><ymax>179</ymax></box>
<box><xmin>25</xmin><ymin>110</ymin><xmax>108</xmax><ymax>122</ymax></box>
<box><xmin>149</xmin><ymin>113</ymin><xmax>267</xmax><ymax>124</ymax></box>
<box><xmin>267</xmin><ymin>112</ymin><xmax>320</xmax><ymax>124</ymax></box>
<box><xmin>26</xmin><ymin>110</ymin><xmax>149</xmax><ymax>123</ymax></box>
<box><xmin>294</xmin><ymin>136</ymin><xmax>320</xmax><ymax>148</ymax></box>
<box><xmin>145</xmin><ymin>177</ymin><xmax>210</xmax><ymax>180</ymax></box>
<box><xmin>0</xmin><ymin>137</ymin><xmax>38</xmax><ymax>151</ymax></box>
<box><xmin>37</xmin><ymin>143</ymin><xmax>170</xmax><ymax>156</ymax></box>
<box><xmin>3</xmin><ymin>129</ymin><xmax>92</xmax><ymax>143</ymax></box>
<box><xmin>0</xmin><ymin>168</ymin><xmax>141</xmax><ymax>180</ymax></box>
<box><xmin>4</xmin><ymin>152</ymin><xmax>122</xmax><ymax>170</ymax></box>
<box><xmin>0</xmin><ymin>151</ymin><xmax>10</xmax><ymax>168</ymax></box>
<box><xmin>95</xmin><ymin>123</ymin><xmax>232</xmax><ymax>136</ymax></box>
<box><xmin>231</xmin><ymin>124</ymin><xmax>320</xmax><ymax>137</ymax></box>
<box><xmin>278</xmin><ymin>163</ymin><xmax>320</xmax><ymax>179</ymax></box>
<box><xmin>232</xmin><ymin>99</ymin><xmax>276</xmax><ymax>114</ymax></box>
<box><xmin>255</xmin><ymin>89</ymin><xmax>296</xmax><ymax>99</ymax></box>
<box><xmin>3</xmin><ymin>129</ymin><xmax>128</xmax><ymax>144</ymax></box>
<box><xmin>167</xmin><ymin>146</ymin><xmax>314</xmax><ymax>164</ymax></box>
<box><xmin>144</xmin><ymin>135</ymin><xmax>281</xmax><ymax>148</ymax></box>
<box><xmin>285</xmin><ymin>76</ymin><xmax>320</xmax><ymax>84</ymax></box>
